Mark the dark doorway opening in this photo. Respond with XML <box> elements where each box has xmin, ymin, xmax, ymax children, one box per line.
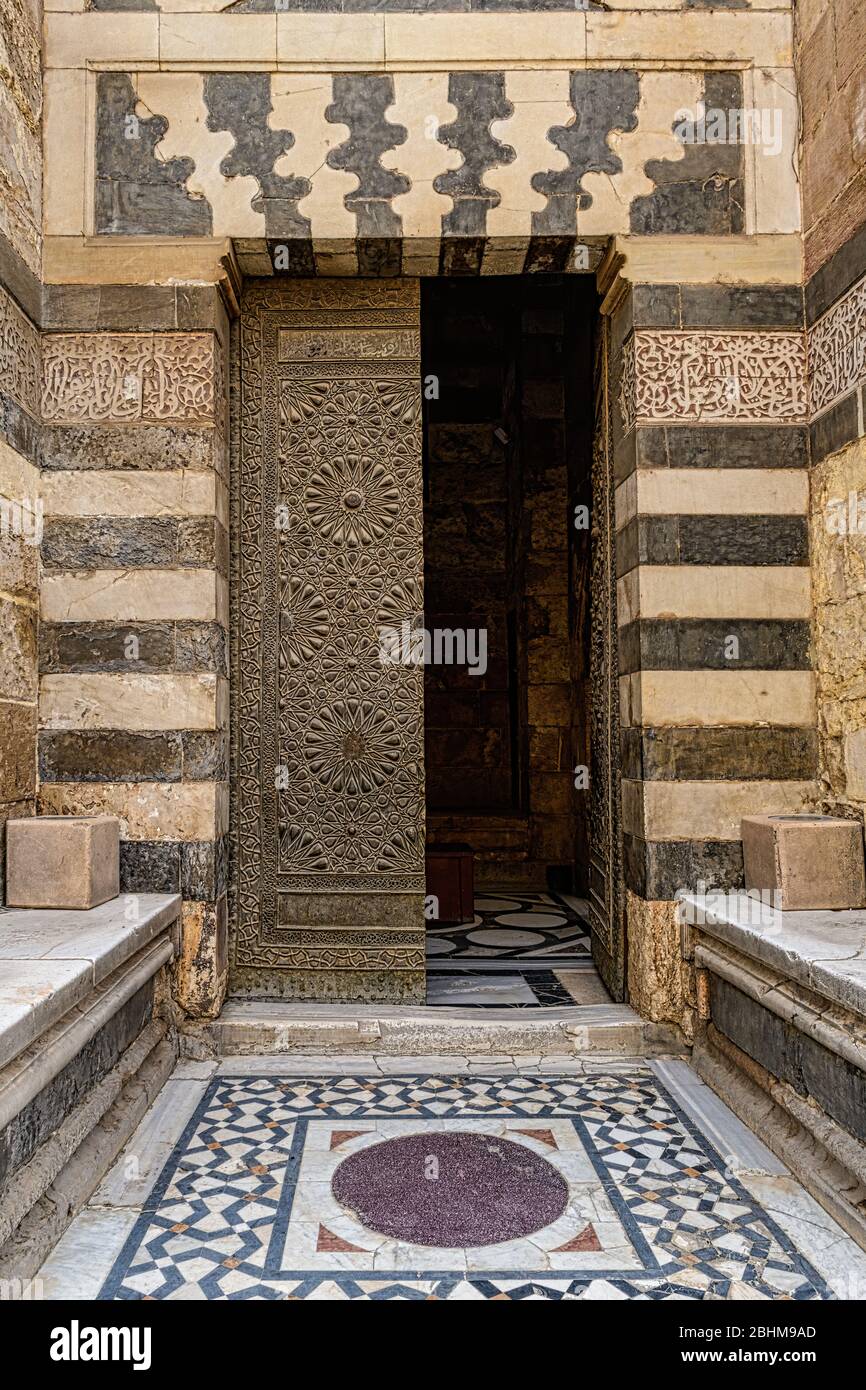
<box><xmin>421</xmin><ymin>275</ymin><xmax>602</xmax><ymax>1000</ymax></box>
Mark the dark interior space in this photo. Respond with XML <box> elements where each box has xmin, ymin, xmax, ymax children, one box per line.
<box><xmin>421</xmin><ymin>275</ymin><xmax>596</xmax><ymax>896</ymax></box>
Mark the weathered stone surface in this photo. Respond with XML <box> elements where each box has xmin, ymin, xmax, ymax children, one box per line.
<box><xmin>40</xmin><ymin>517</ymin><xmax>227</xmax><ymax>573</ymax></box>
<box><xmin>174</xmin><ymin>896</ymin><xmax>228</xmax><ymax>1019</ymax></box>
<box><xmin>6</xmin><ymin>815</ymin><xmax>120</xmax><ymax>910</ymax></box>
<box><xmin>625</xmin><ymin>890</ymin><xmax>693</xmax><ymax>1040</ymax></box>
<box><xmin>742</xmin><ymin>813</ymin><xmax>866</xmax><ymax>911</ymax></box>
<box><xmin>623</xmin><ymin>833</ymin><xmax>744</xmax><ymax>899</ymax></box>
<box><xmin>0</xmin><ymin>596</ymin><xmax>36</xmax><ymax>701</ymax></box>
<box><xmin>0</xmin><ymin>982</ymin><xmax>153</xmax><ymax>1206</ymax></box>
<box><xmin>631</xmin><ymin>72</ymin><xmax>745</xmax><ymax>236</ymax></box>
<box><xmin>39</xmin><ymin>731</ymin><xmax>184</xmax><ymax>783</ymax></box>
<box><xmin>618</xmin><ymin>618</ymin><xmax>812</xmax><ymax>673</ymax></box>
<box><xmin>40</xmin><ymin>425</ymin><xmax>219</xmax><ymax>473</ymax></box>
<box><xmin>627</xmin><ymin>727</ymin><xmax>818</xmax><ymax>783</ymax></box>
<box><xmin>0</xmin><ymin>700</ymin><xmax>36</xmax><ymax>802</ymax></box>
<box><xmin>636</xmin><ymin>423</ymin><xmax>809</xmax><ymax>470</ymax></box>
<box><xmin>709</xmin><ymin>974</ymin><xmax>866</xmax><ymax>1145</ymax></box>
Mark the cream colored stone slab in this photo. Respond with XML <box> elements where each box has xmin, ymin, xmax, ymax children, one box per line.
<box><xmin>41</xmin><ymin>470</ymin><xmax>219</xmax><ymax>520</ymax></box>
<box><xmin>159</xmin><ymin>15</ymin><xmax>277</xmax><ymax>67</ymax></box>
<box><xmin>747</xmin><ymin>68</ymin><xmax>801</xmax><ymax>236</ymax></box>
<box><xmin>384</xmin><ymin>73</ymin><xmax>460</xmax><ymax>240</ymax></box>
<box><xmin>40</xmin><ymin>673</ymin><xmax>228</xmax><ymax>732</ymax></box>
<box><xmin>276</xmin><ymin>14</ymin><xmax>385</xmax><ymax>68</ymax></box>
<box><xmin>624</xmin><ymin>779</ymin><xmax>817</xmax><ymax>842</ymax></box>
<box><xmin>41</xmin><ymin>569</ymin><xmax>226</xmax><ymax>623</ymax></box>
<box><xmin>586</xmin><ymin>12</ymin><xmax>792</xmax><ymax>67</ymax></box>
<box><xmin>635</xmin><ymin>670</ymin><xmax>816</xmax><ymax>728</ymax></box>
<box><xmin>621</xmin><ymin>469</ymin><xmax>809</xmax><ymax>521</ymax></box>
<box><xmin>485</xmin><ymin>70</ymin><xmax>570</xmax><ymax>238</ymax></box>
<box><xmin>38</xmin><ymin>781</ymin><xmax>228</xmax><ymax>842</ymax></box>
<box><xmin>617</xmin><ymin>565</ymin><xmax>812</xmax><ymax>623</ymax></box>
<box><xmin>383</xmin><ymin>15</ymin><xmax>586</xmax><ymax>66</ymax></box>
<box><xmin>0</xmin><ymin>440</ymin><xmax>39</xmax><ymax>502</ymax></box>
<box><xmin>44</xmin><ymin>13</ymin><xmax>159</xmax><ymax>67</ymax></box>
<box><xmin>616</xmin><ymin>235</ymin><xmax>803</xmax><ymax>286</ymax></box>
<box><xmin>273</xmin><ymin>76</ymin><xmax>356</xmax><ymax>240</ymax></box>
<box><xmin>44</xmin><ymin>0</ymin><xmax>86</xmax><ymax>10</ymax></box>
<box><xmin>43</xmin><ymin>237</ymin><xmax>230</xmax><ymax>288</ymax></box>
<box><xmin>44</xmin><ymin>70</ymin><xmax>87</xmax><ymax>237</ymax></box>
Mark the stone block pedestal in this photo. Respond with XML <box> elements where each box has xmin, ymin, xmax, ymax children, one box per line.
<box><xmin>742</xmin><ymin>814</ymin><xmax>866</xmax><ymax>911</ymax></box>
<box><xmin>5</xmin><ymin>815</ymin><xmax>120</xmax><ymax>910</ymax></box>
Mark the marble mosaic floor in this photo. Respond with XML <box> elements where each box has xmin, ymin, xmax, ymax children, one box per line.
<box><xmin>37</xmin><ymin>1058</ymin><xmax>866</xmax><ymax>1302</ymax></box>
<box><xmin>426</xmin><ymin>891</ymin><xmax>591</xmax><ymax>969</ymax></box>
<box><xmin>426</xmin><ymin>969</ymin><xmax>585</xmax><ymax>1007</ymax></box>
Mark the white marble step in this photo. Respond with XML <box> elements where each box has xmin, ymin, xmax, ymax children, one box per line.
<box><xmin>0</xmin><ymin>894</ymin><xmax>181</xmax><ymax>1070</ymax></box>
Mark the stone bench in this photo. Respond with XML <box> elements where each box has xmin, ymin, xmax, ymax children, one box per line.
<box><xmin>680</xmin><ymin>892</ymin><xmax>866</xmax><ymax>1252</ymax></box>
<box><xmin>0</xmin><ymin>894</ymin><xmax>181</xmax><ymax>1280</ymax></box>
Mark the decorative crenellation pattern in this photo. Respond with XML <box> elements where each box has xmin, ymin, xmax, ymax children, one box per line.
<box><xmin>41</xmin><ymin>333</ymin><xmax>217</xmax><ymax>425</ymax></box>
<box><xmin>621</xmin><ymin>329</ymin><xmax>809</xmax><ymax>425</ymax></box>
<box><xmin>808</xmin><ymin>271</ymin><xmax>866</xmax><ymax>418</ymax></box>
<box><xmin>87</xmin><ymin>66</ymin><xmax>775</xmax><ymax>247</ymax></box>
<box><xmin>0</xmin><ymin>283</ymin><xmax>40</xmax><ymax>419</ymax></box>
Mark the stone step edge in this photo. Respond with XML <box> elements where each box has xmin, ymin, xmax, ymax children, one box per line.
<box><xmin>0</xmin><ymin>1027</ymin><xmax>177</xmax><ymax>1284</ymax></box>
<box><xmin>693</xmin><ymin>1036</ymin><xmax>866</xmax><ymax>1257</ymax></box>
<box><xmin>181</xmin><ymin>1004</ymin><xmax>684</xmax><ymax>1058</ymax></box>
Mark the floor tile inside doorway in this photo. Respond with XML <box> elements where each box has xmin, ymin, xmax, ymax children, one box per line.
<box><xmin>426</xmin><ymin>891</ymin><xmax>591</xmax><ymax>968</ymax></box>
<box><xmin>37</xmin><ymin>1061</ymin><xmax>866</xmax><ymax>1302</ymax></box>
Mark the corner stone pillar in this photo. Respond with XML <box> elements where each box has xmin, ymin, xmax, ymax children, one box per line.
<box><xmin>607</xmin><ymin>278</ymin><xmax>815</xmax><ymax>1034</ymax></box>
<box><xmin>38</xmin><ymin>284</ymin><xmax>231</xmax><ymax>1018</ymax></box>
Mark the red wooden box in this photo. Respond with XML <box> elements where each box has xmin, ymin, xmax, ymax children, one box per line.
<box><xmin>425</xmin><ymin>844</ymin><xmax>475</xmax><ymax>925</ymax></box>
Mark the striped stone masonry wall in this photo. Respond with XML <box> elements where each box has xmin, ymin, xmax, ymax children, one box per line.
<box><xmin>806</xmin><ymin>225</ymin><xmax>866</xmax><ymax>821</ymax></box>
<box><xmin>611</xmin><ymin>282</ymin><xmax>816</xmax><ymax>910</ymax></box>
<box><xmin>0</xmin><ymin>282</ymin><xmax>41</xmax><ymax>899</ymax></box>
<box><xmin>36</xmin><ymin>285</ymin><xmax>231</xmax><ymax>1016</ymax></box>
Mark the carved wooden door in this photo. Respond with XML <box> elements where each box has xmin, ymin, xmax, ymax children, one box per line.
<box><xmin>587</xmin><ymin>317</ymin><xmax>626</xmax><ymax>1000</ymax></box>
<box><xmin>231</xmin><ymin>281</ymin><xmax>426</xmax><ymax>1001</ymax></box>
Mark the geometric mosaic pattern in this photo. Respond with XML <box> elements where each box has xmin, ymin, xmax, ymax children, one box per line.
<box><xmin>426</xmin><ymin>893</ymin><xmax>591</xmax><ymax>968</ymax></box>
<box><xmin>100</xmin><ymin>1074</ymin><xmax>833</xmax><ymax>1300</ymax></box>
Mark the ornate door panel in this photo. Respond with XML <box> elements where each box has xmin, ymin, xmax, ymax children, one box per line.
<box><xmin>232</xmin><ymin>281</ymin><xmax>426</xmax><ymax>1002</ymax></box>
<box><xmin>588</xmin><ymin>318</ymin><xmax>626</xmax><ymax>1000</ymax></box>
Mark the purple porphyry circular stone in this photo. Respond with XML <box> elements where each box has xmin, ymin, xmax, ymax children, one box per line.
<box><xmin>331</xmin><ymin>1131</ymin><xmax>569</xmax><ymax>1248</ymax></box>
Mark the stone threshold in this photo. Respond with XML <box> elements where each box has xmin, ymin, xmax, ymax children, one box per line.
<box><xmin>680</xmin><ymin>890</ymin><xmax>866</xmax><ymax>1018</ymax></box>
<box><xmin>182</xmin><ymin>999</ymin><xmax>684</xmax><ymax>1059</ymax></box>
<box><xmin>0</xmin><ymin>894</ymin><xmax>181</xmax><ymax>1071</ymax></box>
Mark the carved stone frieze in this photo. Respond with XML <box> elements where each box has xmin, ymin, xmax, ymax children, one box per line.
<box><xmin>42</xmin><ymin>332</ymin><xmax>217</xmax><ymax>425</ymax></box>
<box><xmin>628</xmin><ymin>329</ymin><xmax>808</xmax><ymax>425</ymax></box>
<box><xmin>0</xmin><ymin>284</ymin><xmax>40</xmax><ymax>418</ymax></box>
<box><xmin>808</xmin><ymin>272</ymin><xmax>866</xmax><ymax>418</ymax></box>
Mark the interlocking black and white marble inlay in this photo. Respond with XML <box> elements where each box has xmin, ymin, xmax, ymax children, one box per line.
<box><xmin>97</xmin><ymin>1072</ymin><xmax>835</xmax><ymax>1301</ymax></box>
<box><xmin>426</xmin><ymin>892</ymin><xmax>591</xmax><ymax>968</ymax></box>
